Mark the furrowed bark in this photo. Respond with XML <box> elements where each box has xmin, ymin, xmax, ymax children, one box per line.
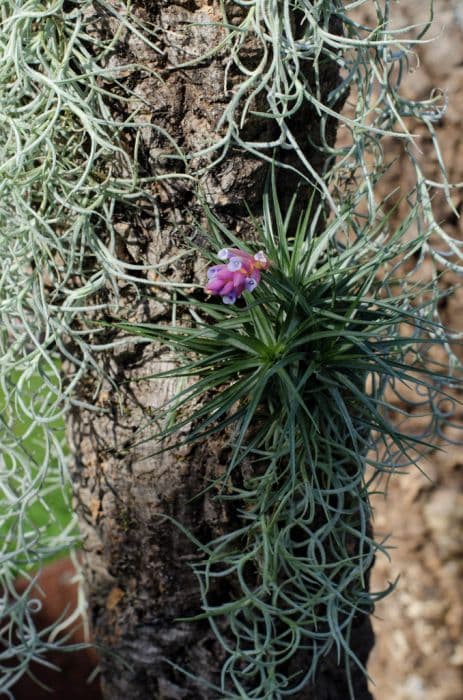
<box><xmin>68</xmin><ymin>2</ymin><xmax>373</xmax><ymax>698</ymax></box>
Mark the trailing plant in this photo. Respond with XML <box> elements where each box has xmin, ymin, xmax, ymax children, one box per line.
<box><xmin>0</xmin><ymin>0</ymin><xmax>164</xmax><ymax>692</ymax></box>
<box><xmin>1</xmin><ymin>0</ymin><xmax>462</xmax><ymax>697</ymax></box>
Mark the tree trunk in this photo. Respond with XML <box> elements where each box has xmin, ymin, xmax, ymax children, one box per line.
<box><xmin>68</xmin><ymin>2</ymin><xmax>374</xmax><ymax>698</ymax></box>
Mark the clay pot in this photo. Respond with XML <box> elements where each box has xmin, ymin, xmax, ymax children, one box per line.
<box><xmin>10</xmin><ymin>557</ymin><xmax>102</xmax><ymax>700</ymax></box>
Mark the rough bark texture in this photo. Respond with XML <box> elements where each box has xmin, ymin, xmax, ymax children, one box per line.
<box><xmin>68</xmin><ymin>2</ymin><xmax>373</xmax><ymax>699</ymax></box>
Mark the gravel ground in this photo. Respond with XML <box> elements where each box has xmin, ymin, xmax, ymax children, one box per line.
<box><xmin>364</xmin><ymin>2</ymin><xmax>463</xmax><ymax>699</ymax></box>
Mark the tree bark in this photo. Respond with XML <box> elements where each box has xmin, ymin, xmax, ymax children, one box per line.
<box><xmin>68</xmin><ymin>2</ymin><xmax>373</xmax><ymax>698</ymax></box>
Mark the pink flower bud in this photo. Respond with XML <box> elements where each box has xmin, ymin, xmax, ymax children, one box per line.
<box><xmin>205</xmin><ymin>247</ymin><xmax>269</xmax><ymax>304</ymax></box>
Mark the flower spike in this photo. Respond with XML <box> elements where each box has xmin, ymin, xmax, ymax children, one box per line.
<box><xmin>205</xmin><ymin>247</ymin><xmax>269</xmax><ymax>304</ymax></box>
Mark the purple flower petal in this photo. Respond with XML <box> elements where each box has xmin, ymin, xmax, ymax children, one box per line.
<box><xmin>221</xmin><ymin>280</ymin><xmax>235</xmax><ymax>296</ymax></box>
<box><xmin>245</xmin><ymin>277</ymin><xmax>257</xmax><ymax>292</ymax></box>
<box><xmin>222</xmin><ymin>292</ymin><xmax>237</xmax><ymax>305</ymax></box>
<box><xmin>217</xmin><ymin>248</ymin><xmax>230</xmax><ymax>260</ymax></box>
<box><xmin>207</xmin><ymin>265</ymin><xmax>222</xmax><ymax>279</ymax></box>
<box><xmin>254</xmin><ymin>251</ymin><xmax>267</xmax><ymax>264</ymax></box>
<box><xmin>227</xmin><ymin>256</ymin><xmax>243</xmax><ymax>272</ymax></box>
<box><xmin>206</xmin><ymin>277</ymin><xmax>226</xmax><ymax>293</ymax></box>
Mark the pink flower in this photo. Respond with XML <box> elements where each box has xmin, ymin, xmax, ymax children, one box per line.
<box><xmin>205</xmin><ymin>248</ymin><xmax>269</xmax><ymax>304</ymax></box>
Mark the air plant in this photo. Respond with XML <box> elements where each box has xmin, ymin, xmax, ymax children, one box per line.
<box><xmin>116</xmin><ymin>183</ymin><xmax>459</xmax><ymax>697</ymax></box>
